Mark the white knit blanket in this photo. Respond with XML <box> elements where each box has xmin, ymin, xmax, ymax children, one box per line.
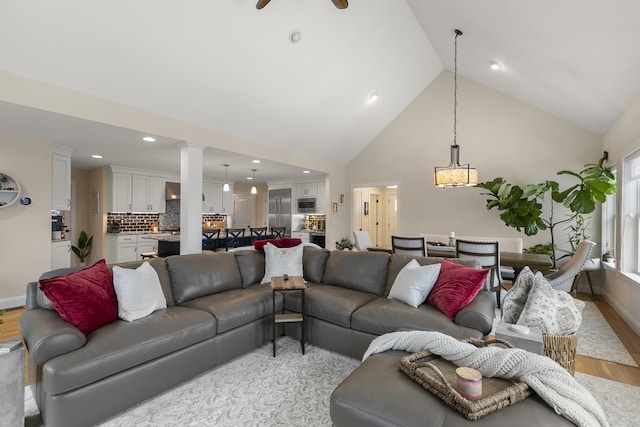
<box><xmin>363</xmin><ymin>331</ymin><xmax>608</xmax><ymax>427</ymax></box>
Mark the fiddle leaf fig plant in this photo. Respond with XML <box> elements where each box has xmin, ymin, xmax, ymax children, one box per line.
<box><xmin>477</xmin><ymin>152</ymin><xmax>616</xmax><ymax>268</ymax></box>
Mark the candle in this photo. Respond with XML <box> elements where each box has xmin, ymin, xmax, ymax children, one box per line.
<box><xmin>456</xmin><ymin>367</ymin><xmax>482</xmax><ymax>400</ymax></box>
<box><xmin>449</xmin><ymin>231</ymin><xmax>456</xmax><ymax>238</ymax></box>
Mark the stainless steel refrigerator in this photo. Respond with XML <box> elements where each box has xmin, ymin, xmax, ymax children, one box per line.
<box><xmin>268</xmin><ymin>188</ymin><xmax>292</xmax><ymax>237</ymax></box>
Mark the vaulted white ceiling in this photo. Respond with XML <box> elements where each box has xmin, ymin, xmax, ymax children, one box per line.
<box><xmin>1</xmin><ymin>0</ymin><xmax>639</xmax><ymax>182</ymax></box>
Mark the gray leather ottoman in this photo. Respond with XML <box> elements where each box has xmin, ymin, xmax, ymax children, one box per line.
<box><xmin>330</xmin><ymin>350</ymin><xmax>574</xmax><ymax>427</ymax></box>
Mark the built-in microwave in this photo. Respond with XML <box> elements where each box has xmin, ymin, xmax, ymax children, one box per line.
<box><xmin>297</xmin><ymin>198</ymin><xmax>317</xmax><ymax>213</ymax></box>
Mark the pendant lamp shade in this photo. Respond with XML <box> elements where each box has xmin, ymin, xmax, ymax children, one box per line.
<box><xmin>434</xmin><ymin>29</ymin><xmax>477</xmax><ymax>188</ymax></box>
<box><xmin>223</xmin><ymin>164</ymin><xmax>230</xmax><ymax>192</ymax></box>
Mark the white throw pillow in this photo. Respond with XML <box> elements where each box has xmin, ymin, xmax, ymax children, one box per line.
<box><xmin>112</xmin><ymin>262</ymin><xmax>167</xmax><ymax>322</ymax></box>
<box><xmin>261</xmin><ymin>243</ymin><xmax>304</xmax><ymax>284</ymax></box>
<box><xmin>516</xmin><ymin>272</ymin><xmax>585</xmax><ymax>335</ymax></box>
<box><xmin>388</xmin><ymin>259</ymin><xmax>441</xmax><ymax>308</ymax></box>
<box><xmin>501</xmin><ymin>266</ymin><xmax>535</xmax><ymax>324</ymax></box>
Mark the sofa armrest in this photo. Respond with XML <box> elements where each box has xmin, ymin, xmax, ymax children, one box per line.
<box><xmin>454</xmin><ymin>291</ymin><xmax>495</xmax><ymax>335</ymax></box>
<box><xmin>19</xmin><ymin>309</ymin><xmax>87</xmax><ymax>365</ymax></box>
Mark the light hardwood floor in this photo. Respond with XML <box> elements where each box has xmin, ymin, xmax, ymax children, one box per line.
<box><xmin>2</xmin><ymin>293</ymin><xmax>640</xmax><ymax>387</ymax></box>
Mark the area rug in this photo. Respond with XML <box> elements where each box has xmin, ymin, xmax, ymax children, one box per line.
<box><xmin>575</xmin><ymin>373</ymin><xmax>640</xmax><ymax>426</ymax></box>
<box><xmin>23</xmin><ymin>336</ymin><xmax>639</xmax><ymax>426</ymax></box>
<box><xmin>24</xmin><ymin>337</ymin><xmax>360</xmax><ymax>427</ymax></box>
<box><xmin>577</xmin><ymin>301</ymin><xmax>637</xmax><ymax>366</ymax></box>
<box><xmin>491</xmin><ymin>300</ymin><xmax>637</xmax><ymax>367</ymax></box>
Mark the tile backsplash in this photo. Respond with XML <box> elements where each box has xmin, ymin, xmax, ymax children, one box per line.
<box><xmin>107</xmin><ymin>199</ymin><xmax>228</xmax><ymax>233</ymax></box>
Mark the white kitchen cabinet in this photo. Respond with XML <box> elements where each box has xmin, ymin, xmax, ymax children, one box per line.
<box><xmin>296</xmin><ymin>182</ymin><xmax>318</xmax><ymax>198</ymax></box>
<box><xmin>291</xmin><ymin>231</ymin><xmax>310</xmax><ymax>243</ymax></box>
<box><xmin>106</xmin><ymin>234</ymin><xmax>139</xmax><ymax>263</ymax></box>
<box><xmin>110</xmin><ymin>172</ymin><xmax>133</xmax><ymax>212</ymax></box>
<box><xmin>51</xmin><ymin>240</ymin><xmax>71</xmax><ymax>269</ymax></box>
<box><xmin>203</xmin><ymin>182</ymin><xmax>233</xmax><ymax>213</ymax></box>
<box><xmin>52</xmin><ymin>153</ymin><xmax>71</xmax><ymax>211</ymax></box>
<box><xmin>202</xmin><ymin>182</ymin><xmax>223</xmax><ymax>213</ymax></box>
<box><xmin>137</xmin><ymin>234</ymin><xmax>160</xmax><ymax>255</ymax></box>
<box><xmin>132</xmin><ymin>175</ymin><xmax>165</xmax><ymax>212</ymax></box>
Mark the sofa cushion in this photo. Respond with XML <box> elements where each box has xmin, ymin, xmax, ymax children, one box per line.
<box><xmin>387</xmin><ymin>259</ymin><xmax>440</xmax><ymax>308</ymax></box>
<box><xmin>351</xmin><ymin>297</ymin><xmax>484</xmax><ymax>340</ymax></box>
<box><xmin>322</xmin><ymin>251</ymin><xmax>390</xmax><ymax>295</ymax></box>
<box><xmin>284</xmin><ymin>284</ymin><xmax>378</xmax><ymax>328</ymax></box>
<box><xmin>112</xmin><ymin>262</ymin><xmax>167</xmax><ymax>322</ymax></box>
<box><xmin>167</xmin><ymin>253</ymin><xmax>243</xmax><ymax>303</ymax></box>
<box><xmin>234</xmin><ymin>250</ymin><xmax>266</xmax><ymax>287</ymax></box>
<box><xmin>517</xmin><ymin>272</ymin><xmax>585</xmax><ymax>335</ymax></box>
<box><xmin>502</xmin><ymin>266</ymin><xmax>535</xmax><ymax>324</ymax></box>
<box><xmin>261</xmin><ymin>243</ymin><xmax>304</xmax><ymax>284</ymax></box>
<box><xmin>427</xmin><ymin>259</ymin><xmax>488</xmax><ymax>320</ymax></box>
<box><xmin>42</xmin><ymin>305</ymin><xmax>217</xmax><ymax>395</ymax></box>
<box><xmin>385</xmin><ymin>255</ymin><xmax>478</xmax><ymax>296</ymax></box>
<box><xmin>109</xmin><ymin>257</ymin><xmax>175</xmax><ymax>306</ymax></box>
<box><xmin>181</xmin><ymin>284</ymin><xmax>283</xmax><ymax>333</ymax></box>
<box><xmin>39</xmin><ymin>259</ymin><xmax>118</xmax><ymax>335</ymax></box>
<box><xmin>303</xmin><ymin>247</ymin><xmax>330</xmax><ymax>283</ymax></box>
<box><xmin>254</xmin><ymin>238</ymin><xmax>303</xmax><ymax>251</ymax></box>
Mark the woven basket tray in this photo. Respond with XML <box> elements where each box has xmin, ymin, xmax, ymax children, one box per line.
<box><xmin>399</xmin><ymin>338</ymin><xmax>531</xmax><ymax>421</ymax></box>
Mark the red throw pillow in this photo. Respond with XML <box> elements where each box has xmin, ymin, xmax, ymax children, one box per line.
<box><xmin>39</xmin><ymin>259</ymin><xmax>118</xmax><ymax>335</ymax></box>
<box><xmin>426</xmin><ymin>259</ymin><xmax>489</xmax><ymax>320</ymax></box>
<box><xmin>254</xmin><ymin>238</ymin><xmax>302</xmax><ymax>252</ymax></box>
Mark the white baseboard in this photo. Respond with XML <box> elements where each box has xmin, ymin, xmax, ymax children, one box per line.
<box><xmin>602</xmin><ymin>289</ymin><xmax>640</xmax><ymax>337</ymax></box>
<box><xmin>0</xmin><ymin>295</ymin><xmax>26</xmax><ymax>310</ymax></box>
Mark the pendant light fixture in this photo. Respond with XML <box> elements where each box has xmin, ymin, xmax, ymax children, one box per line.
<box><xmin>222</xmin><ymin>164</ymin><xmax>230</xmax><ymax>192</ymax></box>
<box><xmin>250</xmin><ymin>169</ymin><xmax>257</xmax><ymax>194</ymax></box>
<box><xmin>434</xmin><ymin>29</ymin><xmax>478</xmax><ymax>188</ymax></box>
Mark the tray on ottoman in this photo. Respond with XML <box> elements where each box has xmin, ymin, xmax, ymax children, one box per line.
<box><xmin>399</xmin><ymin>338</ymin><xmax>531</xmax><ymax>421</ymax></box>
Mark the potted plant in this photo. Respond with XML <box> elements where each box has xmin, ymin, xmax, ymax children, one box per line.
<box><xmin>72</xmin><ymin>231</ymin><xmax>93</xmax><ymax>265</ymax></box>
<box><xmin>476</xmin><ymin>152</ymin><xmax>616</xmax><ymax>269</ymax></box>
<box><xmin>335</xmin><ymin>237</ymin><xmax>355</xmax><ymax>251</ymax></box>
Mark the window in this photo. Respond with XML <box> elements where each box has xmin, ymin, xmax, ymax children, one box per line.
<box><xmin>601</xmin><ymin>166</ymin><xmax>616</xmax><ymax>262</ymax></box>
<box><xmin>622</xmin><ymin>152</ymin><xmax>640</xmax><ymax>273</ymax></box>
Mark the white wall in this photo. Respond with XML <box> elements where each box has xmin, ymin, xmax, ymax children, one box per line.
<box><xmin>347</xmin><ymin>71</ymin><xmax>603</xmax><ymax>253</ymax></box>
<box><xmin>0</xmin><ymin>134</ymin><xmax>52</xmax><ymax>308</ymax></box>
<box><xmin>602</xmin><ymin>93</ymin><xmax>640</xmax><ymax>335</ymax></box>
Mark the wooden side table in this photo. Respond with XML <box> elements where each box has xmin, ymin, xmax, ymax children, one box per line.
<box><xmin>271</xmin><ymin>276</ymin><xmax>306</xmax><ymax>357</ymax></box>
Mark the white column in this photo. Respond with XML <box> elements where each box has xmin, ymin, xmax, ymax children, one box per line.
<box><xmin>178</xmin><ymin>142</ymin><xmax>205</xmax><ymax>255</ymax></box>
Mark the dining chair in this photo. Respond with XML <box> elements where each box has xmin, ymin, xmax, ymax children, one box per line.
<box><xmin>353</xmin><ymin>230</ymin><xmax>373</xmax><ymax>251</ymax></box>
<box><xmin>544</xmin><ymin>240</ymin><xmax>596</xmax><ymax>292</ymax></box>
<box><xmin>455</xmin><ymin>239</ymin><xmax>503</xmax><ymax>307</ymax></box>
<box><xmin>271</xmin><ymin>226</ymin><xmax>286</xmax><ymax>239</ymax></box>
<box><xmin>202</xmin><ymin>228</ymin><xmax>221</xmax><ymax>251</ymax></box>
<box><xmin>225</xmin><ymin>228</ymin><xmax>246</xmax><ymax>251</ymax></box>
<box><xmin>249</xmin><ymin>226</ymin><xmax>268</xmax><ymax>243</ymax></box>
<box><xmin>391</xmin><ymin>235</ymin><xmax>427</xmax><ymax>256</ymax></box>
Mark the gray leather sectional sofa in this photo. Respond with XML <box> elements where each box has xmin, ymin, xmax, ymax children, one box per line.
<box><xmin>20</xmin><ymin>248</ymin><xmax>495</xmax><ymax>427</ymax></box>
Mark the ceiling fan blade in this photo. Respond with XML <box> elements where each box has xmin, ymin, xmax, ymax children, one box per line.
<box><xmin>256</xmin><ymin>0</ymin><xmax>271</xmax><ymax>9</ymax></box>
<box><xmin>331</xmin><ymin>0</ymin><xmax>348</xmax><ymax>9</ymax></box>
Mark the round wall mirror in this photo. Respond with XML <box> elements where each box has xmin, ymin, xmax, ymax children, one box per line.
<box><xmin>0</xmin><ymin>173</ymin><xmax>21</xmax><ymax>208</ymax></box>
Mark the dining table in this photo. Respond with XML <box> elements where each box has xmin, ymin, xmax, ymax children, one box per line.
<box><xmin>367</xmin><ymin>245</ymin><xmax>552</xmax><ymax>274</ymax></box>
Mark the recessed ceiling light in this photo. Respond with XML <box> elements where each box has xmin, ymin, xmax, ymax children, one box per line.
<box><xmin>490</xmin><ymin>61</ymin><xmax>503</xmax><ymax>71</ymax></box>
<box><xmin>386</xmin><ymin>185</ymin><xmax>397</xmax><ymax>189</ymax></box>
<box><xmin>247</xmin><ymin>176</ymin><xmax>253</xmax><ymax>180</ymax></box>
<box><xmin>303</xmin><ymin>170</ymin><xmax>310</xmax><ymax>174</ymax></box>
<box><xmin>142</xmin><ymin>136</ymin><xmax>156</xmax><ymax>142</ymax></box>
<box><xmin>369</xmin><ymin>93</ymin><xmax>379</xmax><ymax>103</ymax></box>
<box><xmin>252</xmin><ymin>159</ymin><xmax>261</xmax><ymax>164</ymax></box>
<box><xmin>91</xmin><ymin>154</ymin><xmax>103</xmax><ymax>159</ymax></box>
<box><xmin>289</xmin><ymin>31</ymin><xmax>302</xmax><ymax>44</ymax></box>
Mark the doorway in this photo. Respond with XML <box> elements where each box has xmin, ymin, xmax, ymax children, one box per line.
<box><xmin>233</xmin><ymin>195</ymin><xmax>253</xmax><ymax>228</ymax></box>
<box><xmin>352</xmin><ymin>185</ymin><xmax>398</xmax><ymax>247</ymax></box>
